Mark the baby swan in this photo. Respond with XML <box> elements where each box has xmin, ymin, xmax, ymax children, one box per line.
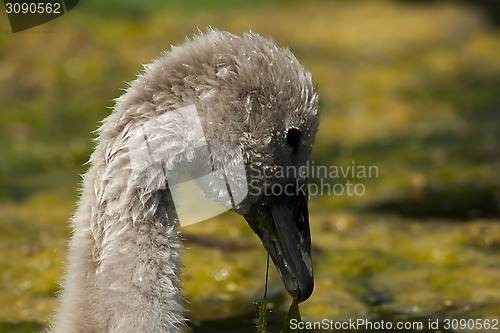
<box><xmin>49</xmin><ymin>29</ymin><xmax>319</xmax><ymax>333</ymax></box>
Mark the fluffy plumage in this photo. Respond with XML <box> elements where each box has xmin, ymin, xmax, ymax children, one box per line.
<box><xmin>49</xmin><ymin>29</ymin><xmax>318</xmax><ymax>333</ymax></box>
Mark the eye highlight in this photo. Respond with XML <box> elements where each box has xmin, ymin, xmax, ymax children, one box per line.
<box><xmin>286</xmin><ymin>127</ymin><xmax>301</xmax><ymax>152</ymax></box>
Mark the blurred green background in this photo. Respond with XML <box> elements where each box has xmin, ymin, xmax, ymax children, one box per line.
<box><xmin>1</xmin><ymin>1</ymin><xmax>499</xmax><ymax>332</ymax></box>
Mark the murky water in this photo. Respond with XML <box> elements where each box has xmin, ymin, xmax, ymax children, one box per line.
<box><xmin>182</xmin><ymin>214</ymin><xmax>500</xmax><ymax>333</ymax></box>
<box><xmin>188</xmin><ymin>302</ymin><xmax>463</xmax><ymax>333</ymax></box>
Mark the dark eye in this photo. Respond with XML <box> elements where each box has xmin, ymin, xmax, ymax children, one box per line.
<box><xmin>286</xmin><ymin>127</ymin><xmax>301</xmax><ymax>152</ymax></box>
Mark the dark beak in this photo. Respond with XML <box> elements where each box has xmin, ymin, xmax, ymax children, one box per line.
<box><xmin>244</xmin><ymin>186</ymin><xmax>314</xmax><ymax>302</ymax></box>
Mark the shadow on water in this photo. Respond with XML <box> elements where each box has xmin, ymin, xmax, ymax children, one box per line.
<box><xmin>370</xmin><ymin>183</ymin><xmax>500</xmax><ymax>219</ymax></box>
<box><xmin>0</xmin><ymin>321</ymin><xmax>45</xmax><ymax>333</ymax></box>
<box><xmin>188</xmin><ymin>306</ymin><xmax>464</xmax><ymax>333</ymax></box>
<box><xmin>189</xmin><ymin>309</ymin><xmax>284</xmax><ymax>333</ymax></box>
<box><xmin>396</xmin><ymin>0</ymin><xmax>500</xmax><ymax>27</ymax></box>
<box><xmin>187</xmin><ymin>289</ymin><xmax>287</xmax><ymax>333</ymax></box>
<box><xmin>187</xmin><ymin>290</ymin><xmax>468</xmax><ymax>333</ymax></box>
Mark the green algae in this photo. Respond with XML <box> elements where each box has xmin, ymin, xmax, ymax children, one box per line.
<box><xmin>280</xmin><ymin>300</ymin><xmax>301</xmax><ymax>333</ymax></box>
<box><xmin>1</xmin><ymin>1</ymin><xmax>500</xmax><ymax>333</ymax></box>
<box><xmin>256</xmin><ymin>255</ymin><xmax>270</xmax><ymax>333</ymax></box>
<box><xmin>300</xmin><ymin>213</ymin><xmax>500</xmax><ymax>323</ymax></box>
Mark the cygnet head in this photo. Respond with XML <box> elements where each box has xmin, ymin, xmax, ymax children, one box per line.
<box><xmin>105</xmin><ymin>29</ymin><xmax>319</xmax><ymax>302</ymax></box>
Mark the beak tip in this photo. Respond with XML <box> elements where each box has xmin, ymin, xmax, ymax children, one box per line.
<box><xmin>287</xmin><ymin>274</ymin><xmax>314</xmax><ymax>303</ymax></box>
<box><xmin>299</xmin><ymin>280</ymin><xmax>314</xmax><ymax>303</ymax></box>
